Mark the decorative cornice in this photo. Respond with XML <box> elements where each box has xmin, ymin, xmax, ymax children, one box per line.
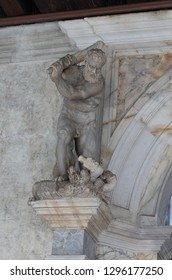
<box><xmin>98</xmin><ymin>220</ymin><xmax>172</xmax><ymax>253</ymax></box>
<box><xmin>59</xmin><ymin>10</ymin><xmax>172</xmax><ymax>52</ymax></box>
<box><xmin>1</xmin><ymin>11</ymin><xmax>172</xmax><ymax>65</ymax></box>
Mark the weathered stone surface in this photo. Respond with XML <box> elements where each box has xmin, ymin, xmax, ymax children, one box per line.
<box><xmin>0</xmin><ymin>61</ymin><xmax>61</xmax><ymax>259</ymax></box>
<box><xmin>31</xmin><ymin>156</ymin><xmax>116</xmax><ymax>204</ymax></box>
<box><xmin>0</xmin><ymin>22</ymin><xmax>76</xmax><ymax>64</ymax></box>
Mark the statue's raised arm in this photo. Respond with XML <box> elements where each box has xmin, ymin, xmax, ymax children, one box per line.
<box><xmin>47</xmin><ymin>41</ymin><xmax>106</xmax><ymax>81</ymax></box>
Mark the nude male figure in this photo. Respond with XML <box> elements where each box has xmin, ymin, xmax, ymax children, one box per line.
<box><xmin>48</xmin><ymin>41</ymin><xmax>106</xmax><ymax>180</ymax></box>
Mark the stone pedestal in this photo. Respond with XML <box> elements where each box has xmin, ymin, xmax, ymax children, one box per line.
<box><xmin>31</xmin><ymin>197</ymin><xmax>112</xmax><ymax>259</ymax></box>
<box><xmin>51</xmin><ymin>229</ymin><xmax>95</xmax><ymax>259</ymax></box>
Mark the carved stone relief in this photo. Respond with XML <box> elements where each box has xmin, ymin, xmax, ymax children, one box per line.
<box><xmin>32</xmin><ymin>156</ymin><xmax>116</xmax><ymax>204</ymax></box>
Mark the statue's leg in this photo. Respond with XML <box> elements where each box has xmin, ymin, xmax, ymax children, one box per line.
<box><xmin>75</xmin><ymin>121</ymin><xmax>97</xmax><ymax>160</ymax></box>
<box><xmin>54</xmin><ymin>121</ymin><xmax>75</xmax><ymax>179</ymax></box>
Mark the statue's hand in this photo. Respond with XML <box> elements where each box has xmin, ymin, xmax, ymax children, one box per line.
<box><xmin>96</xmin><ymin>41</ymin><xmax>105</xmax><ymax>49</ymax></box>
<box><xmin>47</xmin><ymin>61</ymin><xmax>62</xmax><ymax>81</ymax></box>
<box><xmin>59</xmin><ymin>54</ymin><xmax>77</xmax><ymax>67</ymax></box>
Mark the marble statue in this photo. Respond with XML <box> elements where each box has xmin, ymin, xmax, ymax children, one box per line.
<box><xmin>32</xmin><ymin>155</ymin><xmax>116</xmax><ymax>204</ymax></box>
<box><xmin>47</xmin><ymin>41</ymin><xmax>106</xmax><ymax>181</ymax></box>
<box><xmin>31</xmin><ymin>42</ymin><xmax>117</xmax><ymax>203</ymax></box>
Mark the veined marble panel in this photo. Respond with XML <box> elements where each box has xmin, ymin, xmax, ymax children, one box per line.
<box><xmin>117</xmin><ymin>55</ymin><xmax>163</xmax><ymax>119</ymax></box>
<box><xmin>108</xmin><ymin>70</ymin><xmax>172</xmax><ymax>222</ymax></box>
<box><xmin>51</xmin><ymin>229</ymin><xmax>95</xmax><ymax>259</ymax></box>
<box><xmin>96</xmin><ymin>245</ymin><xmax>157</xmax><ymax>260</ymax></box>
<box><xmin>52</xmin><ymin>230</ymin><xmax>85</xmax><ymax>255</ymax></box>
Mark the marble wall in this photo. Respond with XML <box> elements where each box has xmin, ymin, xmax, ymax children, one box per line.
<box><xmin>0</xmin><ymin>23</ymin><xmax>76</xmax><ymax>259</ymax></box>
<box><xmin>0</xmin><ymin>61</ymin><xmax>58</xmax><ymax>259</ymax></box>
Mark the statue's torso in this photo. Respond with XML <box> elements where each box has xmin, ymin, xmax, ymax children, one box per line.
<box><xmin>62</xmin><ymin>65</ymin><xmax>103</xmax><ymax>113</ymax></box>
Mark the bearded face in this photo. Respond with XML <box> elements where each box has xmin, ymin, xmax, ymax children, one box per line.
<box><xmin>85</xmin><ymin>49</ymin><xmax>106</xmax><ymax>69</ymax></box>
<box><xmin>83</xmin><ymin>49</ymin><xmax>106</xmax><ymax>83</ymax></box>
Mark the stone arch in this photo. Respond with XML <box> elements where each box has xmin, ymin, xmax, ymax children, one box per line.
<box><xmin>107</xmin><ymin>68</ymin><xmax>172</xmax><ymax>225</ymax></box>
<box><xmin>157</xmin><ymin>167</ymin><xmax>172</xmax><ymax>225</ymax></box>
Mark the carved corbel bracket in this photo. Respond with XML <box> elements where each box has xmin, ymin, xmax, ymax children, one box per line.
<box><xmin>30</xmin><ymin>197</ymin><xmax>112</xmax><ymax>241</ymax></box>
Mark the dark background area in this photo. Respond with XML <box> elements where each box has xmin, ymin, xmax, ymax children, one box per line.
<box><xmin>0</xmin><ymin>0</ymin><xmax>172</xmax><ymax>26</ymax></box>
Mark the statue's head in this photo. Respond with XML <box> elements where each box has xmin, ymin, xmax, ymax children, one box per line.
<box><xmin>85</xmin><ymin>49</ymin><xmax>106</xmax><ymax>69</ymax></box>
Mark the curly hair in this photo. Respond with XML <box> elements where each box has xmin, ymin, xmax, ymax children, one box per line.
<box><xmin>86</xmin><ymin>48</ymin><xmax>106</xmax><ymax>68</ymax></box>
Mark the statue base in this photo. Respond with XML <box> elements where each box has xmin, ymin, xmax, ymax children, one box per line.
<box><xmin>30</xmin><ymin>197</ymin><xmax>112</xmax><ymax>259</ymax></box>
<box><xmin>30</xmin><ymin>197</ymin><xmax>112</xmax><ymax>241</ymax></box>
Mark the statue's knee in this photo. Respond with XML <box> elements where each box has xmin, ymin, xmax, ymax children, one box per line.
<box><xmin>58</xmin><ymin>129</ymin><xmax>71</xmax><ymax>144</ymax></box>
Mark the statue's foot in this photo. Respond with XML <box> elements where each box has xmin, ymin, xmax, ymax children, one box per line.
<box><xmin>56</xmin><ymin>174</ymin><xmax>69</xmax><ymax>190</ymax></box>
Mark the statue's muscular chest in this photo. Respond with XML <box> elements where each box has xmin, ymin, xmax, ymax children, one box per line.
<box><xmin>62</xmin><ymin>65</ymin><xmax>85</xmax><ymax>87</ymax></box>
